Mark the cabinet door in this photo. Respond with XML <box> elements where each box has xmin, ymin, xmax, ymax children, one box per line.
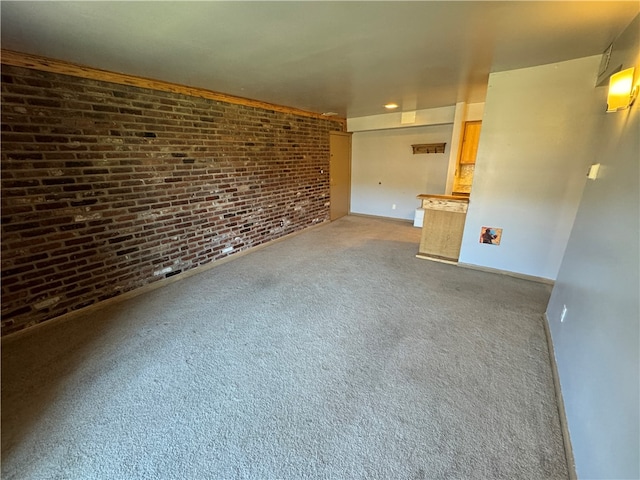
<box><xmin>459</xmin><ymin>121</ymin><xmax>482</xmax><ymax>164</ymax></box>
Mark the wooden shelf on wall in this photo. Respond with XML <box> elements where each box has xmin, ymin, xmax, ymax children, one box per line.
<box><xmin>411</xmin><ymin>143</ymin><xmax>446</xmax><ymax>154</ymax></box>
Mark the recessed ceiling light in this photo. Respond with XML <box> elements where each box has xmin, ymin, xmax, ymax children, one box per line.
<box><xmin>384</xmin><ymin>103</ymin><xmax>399</xmax><ymax>110</ymax></box>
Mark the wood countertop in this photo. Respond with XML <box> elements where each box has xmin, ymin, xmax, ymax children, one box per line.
<box><xmin>416</xmin><ymin>194</ymin><xmax>469</xmax><ymax>202</ymax></box>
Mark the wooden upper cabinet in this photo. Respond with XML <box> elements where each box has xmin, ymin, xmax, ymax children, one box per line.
<box><xmin>459</xmin><ymin>121</ymin><xmax>482</xmax><ymax>164</ymax></box>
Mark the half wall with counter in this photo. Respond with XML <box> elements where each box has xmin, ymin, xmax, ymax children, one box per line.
<box><xmin>416</xmin><ymin>194</ymin><xmax>470</xmax><ymax>263</ymax></box>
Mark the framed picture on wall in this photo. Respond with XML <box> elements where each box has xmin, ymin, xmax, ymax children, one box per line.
<box><xmin>479</xmin><ymin>226</ymin><xmax>502</xmax><ymax>245</ymax></box>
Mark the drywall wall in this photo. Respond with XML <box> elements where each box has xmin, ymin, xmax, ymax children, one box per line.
<box><xmin>350</xmin><ymin>124</ymin><xmax>453</xmax><ymax>220</ymax></box>
<box><xmin>458</xmin><ymin>55</ymin><xmax>603</xmax><ymax>280</ymax></box>
<box><xmin>347</xmin><ymin>106</ymin><xmax>454</xmax><ymax>132</ymax></box>
<box><xmin>546</xmin><ymin>14</ymin><xmax>639</xmax><ymax>479</ymax></box>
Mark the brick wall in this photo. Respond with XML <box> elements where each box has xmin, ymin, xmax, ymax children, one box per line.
<box><xmin>1</xmin><ymin>64</ymin><xmax>343</xmax><ymax>335</ymax></box>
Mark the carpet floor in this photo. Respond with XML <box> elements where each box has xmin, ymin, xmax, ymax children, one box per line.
<box><xmin>1</xmin><ymin>215</ymin><xmax>568</xmax><ymax>479</ymax></box>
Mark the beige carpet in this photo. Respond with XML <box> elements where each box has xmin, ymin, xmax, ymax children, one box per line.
<box><xmin>1</xmin><ymin>215</ymin><xmax>568</xmax><ymax>479</ymax></box>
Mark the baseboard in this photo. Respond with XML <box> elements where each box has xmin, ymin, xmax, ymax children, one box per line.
<box><xmin>2</xmin><ymin>221</ymin><xmax>329</xmax><ymax>344</ymax></box>
<box><xmin>543</xmin><ymin>313</ymin><xmax>577</xmax><ymax>480</ymax></box>
<box><xmin>457</xmin><ymin>262</ymin><xmax>555</xmax><ymax>285</ymax></box>
<box><xmin>415</xmin><ymin>253</ymin><xmax>458</xmax><ymax>265</ymax></box>
<box><xmin>348</xmin><ymin>212</ymin><xmax>414</xmax><ymax>225</ymax></box>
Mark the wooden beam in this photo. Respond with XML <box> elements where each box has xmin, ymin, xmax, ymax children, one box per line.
<box><xmin>0</xmin><ymin>49</ymin><xmax>346</xmax><ymax>126</ymax></box>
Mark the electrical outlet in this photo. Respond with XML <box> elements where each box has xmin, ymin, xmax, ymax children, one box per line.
<box><xmin>560</xmin><ymin>305</ymin><xmax>568</xmax><ymax>323</ymax></box>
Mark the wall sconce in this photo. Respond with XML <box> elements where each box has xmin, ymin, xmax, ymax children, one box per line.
<box><xmin>607</xmin><ymin>67</ymin><xmax>638</xmax><ymax>112</ymax></box>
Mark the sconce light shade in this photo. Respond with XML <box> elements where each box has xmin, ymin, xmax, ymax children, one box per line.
<box><xmin>607</xmin><ymin>67</ymin><xmax>638</xmax><ymax>112</ymax></box>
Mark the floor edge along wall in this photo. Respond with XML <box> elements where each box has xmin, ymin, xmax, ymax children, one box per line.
<box><xmin>1</xmin><ymin>221</ymin><xmax>328</xmax><ymax>343</ymax></box>
<box><xmin>542</xmin><ymin>313</ymin><xmax>577</xmax><ymax>480</ymax></box>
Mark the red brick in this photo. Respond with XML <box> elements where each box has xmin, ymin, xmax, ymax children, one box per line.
<box><xmin>1</xmin><ymin>64</ymin><xmax>343</xmax><ymax>335</ymax></box>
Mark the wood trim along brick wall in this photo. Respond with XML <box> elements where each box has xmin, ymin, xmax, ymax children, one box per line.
<box><xmin>1</xmin><ymin>49</ymin><xmax>346</xmax><ymax>125</ymax></box>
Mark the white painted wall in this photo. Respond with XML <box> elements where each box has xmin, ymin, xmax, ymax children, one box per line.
<box><xmin>458</xmin><ymin>55</ymin><xmax>603</xmax><ymax>280</ymax></box>
<box><xmin>465</xmin><ymin>102</ymin><xmax>485</xmax><ymax>121</ymax></box>
<box><xmin>347</xmin><ymin>106</ymin><xmax>454</xmax><ymax>132</ymax></box>
<box><xmin>350</xmin><ymin>124</ymin><xmax>453</xmax><ymax>220</ymax></box>
<box><xmin>547</xmin><ymin>14</ymin><xmax>639</xmax><ymax>479</ymax></box>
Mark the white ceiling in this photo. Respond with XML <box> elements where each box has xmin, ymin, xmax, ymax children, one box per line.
<box><xmin>1</xmin><ymin>1</ymin><xmax>638</xmax><ymax>118</ymax></box>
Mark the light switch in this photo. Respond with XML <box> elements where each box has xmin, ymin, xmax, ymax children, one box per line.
<box><xmin>587</xmin><ymin>163</ymin><xmax>600</xmax><ymax>180</ymax></box>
